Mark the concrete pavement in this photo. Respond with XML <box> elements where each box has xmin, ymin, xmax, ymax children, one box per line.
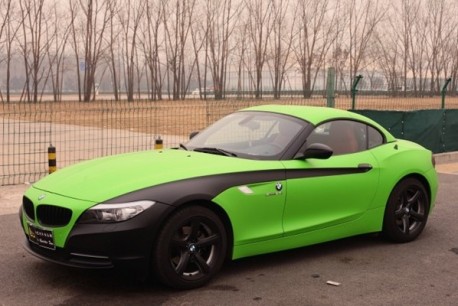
<box><xmin>0</xmin><ymin>183</ymin><xmax>29</xmax><ymax>215</ymax></box>
<box><xmin>435</xmin><ymin>151</ymin><xmax>458</xmax><ymax>174</ymax></box>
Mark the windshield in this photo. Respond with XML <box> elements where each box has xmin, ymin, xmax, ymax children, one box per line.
<box><xmin>185</xmin><ymin>111</ymin><xmax>307</xmax><ymax>160</ymax></box>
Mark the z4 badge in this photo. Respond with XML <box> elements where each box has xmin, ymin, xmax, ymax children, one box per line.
<box><xmin>266</xmin><ymin>182</ymin><xmax>283</xmax><ymax>197</ymax></box>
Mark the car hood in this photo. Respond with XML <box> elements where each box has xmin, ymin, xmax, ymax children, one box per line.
<box><xmin>33</xmin><ymin>149</ymin><xmax>282</xmax><ymax>203</ymax></box>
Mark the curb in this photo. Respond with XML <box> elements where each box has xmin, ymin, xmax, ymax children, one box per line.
<box><xmin>434</xmin><ymin>152</ymin><xmax>458</xmax><ymax>164</ymax></box>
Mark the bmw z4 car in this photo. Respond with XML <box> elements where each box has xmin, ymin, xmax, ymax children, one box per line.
<box><xmin>20</xmin><ymin>105</ymin><xmax>438</xmax><ymax>289</ymax></box>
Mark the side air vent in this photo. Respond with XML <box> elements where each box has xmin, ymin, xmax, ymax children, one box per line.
<box><xmin>37</xmin><ymin>205</ymin><xmax>72</xmax><ymax>227</ymax></box>
<box><xmin>22</xmin><ymin>196</ymin><xmax>35</xmax><ymax>220</ymax></box>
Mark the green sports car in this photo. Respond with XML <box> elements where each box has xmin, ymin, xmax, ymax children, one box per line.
<box><xmin>20</xmin><ymin>105</ymin><xmax>438</xmax><ymax>289</ymax></box>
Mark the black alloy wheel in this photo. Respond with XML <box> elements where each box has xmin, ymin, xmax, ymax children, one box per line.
<box><xmin>383</xmin><ymin>178</ymin><xmax>430</xmax><ymax>243</ymax></box>
<box><xmin>152</xmin><ymin>205</ymin><xmax>227</xmax><ymax>289</ymax></box>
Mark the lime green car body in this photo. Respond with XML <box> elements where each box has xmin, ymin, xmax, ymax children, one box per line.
<box><xmin>20</xmin><ymin>105</ymin><xmax>438</xmax><ymax>288</ymax></box>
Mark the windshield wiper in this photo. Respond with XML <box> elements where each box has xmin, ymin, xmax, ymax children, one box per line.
<box><xmin>193</xmin><ymin>147</ymin><xmax>237</xmax><ymax>157</ymax></box>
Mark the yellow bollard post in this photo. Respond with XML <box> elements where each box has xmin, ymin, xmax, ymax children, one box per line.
<box><xmin>48</xmin><ymin>144</ymin><xmax>57</xmax><ymax>173</ymax></box>
<box><xmin>154</xmin><ymin>136</ymin><xmax>163</xmax><ymax>150</ymax></box>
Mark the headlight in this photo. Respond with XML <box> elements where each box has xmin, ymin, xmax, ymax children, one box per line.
<box><xmin>78</xmin><ymin>200</ymin><xmax>155</xmax><ymax>223</ymax></box>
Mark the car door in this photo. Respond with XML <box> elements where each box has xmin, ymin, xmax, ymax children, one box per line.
<box><xmin>281</xmin><ymin>120</ymin><xmax>381</xmax><ymax>236</ymax></box>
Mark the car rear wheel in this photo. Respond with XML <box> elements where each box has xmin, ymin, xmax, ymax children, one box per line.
<box><xmin>152</xmin><ymin>205</ymin><xmax>227</xmax><ymax>289</ymax></box>
<box><xmin>382</xmin><ymin>178</ymin><xmax>430</xmax><ymax>243</ymax></box>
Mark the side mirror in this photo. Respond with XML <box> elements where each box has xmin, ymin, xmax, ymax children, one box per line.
<box><xmin>299</xmin><ymin>143</ymin><xmax>333</xmax><ymax>160</ymax></box>
<box><xmin>189</xmin><ymin>131</ymin><xmax>199</xmax><ymax>139</ymax></box>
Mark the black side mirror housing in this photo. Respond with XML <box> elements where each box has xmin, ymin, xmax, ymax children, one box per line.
<box><xmin>298</xmin><ymin>143</ymin><xmax>333</xmax><ymax>160</ymax></box>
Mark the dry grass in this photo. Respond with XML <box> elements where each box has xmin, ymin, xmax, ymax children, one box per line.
<box><xmin>2</xmin><ymin>96</ymin><xmax>457</xmax><ymax>185</ymax></box>
<box><xmin>2</xmin><ymin>96</ymin><xmax>457</xmax><ymax>135</ymax></box>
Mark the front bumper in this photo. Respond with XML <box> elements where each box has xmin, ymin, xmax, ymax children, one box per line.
<box><xmin>21</xmin><ymin>200</ymin><xmax>174</xmax><ymax>276</ymax></box>
<box><xmin>23</xmin><ymin>239</ymin><xmax>115</xmax><ymax>268</ymax></box>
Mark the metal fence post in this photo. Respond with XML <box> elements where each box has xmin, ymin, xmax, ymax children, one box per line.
<box><xmin>441</xmin><ymin>77</ymin><xmax>452</xmax><ymax>109</ymax></box>
<box><xmin>326</xmin><ymin>67</ymin><xmax>336</xmax><ymax>108</ymax></box>
<box><xmin>351</xmin><ymin>75</ymin><xmax>363</xmax><ymax>110</ymax></box>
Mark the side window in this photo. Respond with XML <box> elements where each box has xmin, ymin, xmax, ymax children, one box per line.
<box><xmin>308</xmin><ymin>120</ymin><xmax>366</xmax><ymax>155</ymax></box>
<box><xmin>368</xmin><ymin>125</ymin><xmax>384</xmax><ymax>148</ymax></box>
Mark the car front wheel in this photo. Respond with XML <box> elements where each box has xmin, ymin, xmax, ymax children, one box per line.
<box><xmin>152</xmin><ymin>205</ymin><xmax>227</xmax><ymax>289</ymax></box>
<box><xmin>382</xmin><ymin>178</ymin><xmax>430</xmax><ymax>243</ymax></box>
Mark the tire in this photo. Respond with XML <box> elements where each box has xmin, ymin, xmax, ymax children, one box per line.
<box><xmin>152</xmin><ymin>205</ymin><xmax>227</xmax><ymax>289</ymax></box>
<box><xmin>382</xmin><ymin>178</ymin><xmax>430</xmax><ymax>243</ymax></box>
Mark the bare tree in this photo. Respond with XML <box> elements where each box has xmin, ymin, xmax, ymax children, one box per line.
<box><xmin>388</xmin><ymin>0</ymin><xmax>421</xmax><ymax>95</ymax></box>
<box><xmin>69</xmin><ymin>0</ymin><xmax>83</xmax><ymax>101</ymax></box>
<box><xmin>266</xmin><ymin>0</ymin><xmax>296</xmax><ymax>99</ymax></box>
<box><xmin>134</xmin><ymin>46</ymin><xmax>146</xmax><ymax>99</ymax></box>
<box><xmin>141</xmin><ymin>0</ymin><xmax>164</xmax><ymax>100</ymax></box>
<box><xmin>118</xmin><ymin>0</ymin><xmax>145</xmax><ymax>101</ymax></box>
<box><xmin>163</xmin><ymin>0</ymin><xmax>196</xmax><ymax>100</ymax></box>
<box><xmin>204</xmin><ymin>0</ymin><xmax>239</xmax><ymax>99</ymax></box>
<box><xmin>46</xmin><ymin>2</ymin><xmax>72</xmax><ymax>102</ymax></box>
<box><xmin>448</xmin><ymin>16</ymin><xmax>458</xmax><ymax>95</ymax></box>
<box><xmin>294</xmin><ymin>0</ymin><xmax>340</xmax><ymax>98</ymax></box>
<box><xmin>70</xmin><ymin>0</ymin><xmax>110</xmax><ymax>102</ymax></box>
<box><xmin>18</xmin><ymin>0</ymin><xmax>55</xmax><ymax>103</ymax></box>
<box><xmin>0</xmin><ymin>0</ymin><xmax>22</xmax><ymax>103</ymax></box>
<box><xmin>409</xmin><ymin>6</ymin><xmax>430</xmax><ymax>95</ymax></box>
<box><xmin>372</xmin><ymin>0</ymin><xmax>417</xmax><ymax>95</ymax></box>
<box><xmin>331</xmin><ymin>13</ymin><xmax>350</xmax><ymax>92</ymax></box>
<box><xmin>425</xmin><ymin>0</ymin><xmax>454</xmax><ymax>94</ymax></box>
<box><xmin>0</xmin><ymin>0</ymin><xmax>10</xmax><ymax>102</ymax></box>
<box><xmin>346</xmin><ymin>0</ymin><xmax>385</xmax><ymax>80</ymax></box>
<box><xmin>2</xmin><ymin>0</ymin><xmax>458</xmax><ymax>101</ymax></box>
<box><xmin>372</xmin><ymin>29</ymin><xmax>400</xmax><ymax>93</ymax></box>
<box><xmin>105</xmin><ymin>0</ymin><xmax>121</xmax><ymax>100</ymax></box>
<box><xmin>400</xmin><ymin>0</ymin><xmax>419</xmax><ymax>94</ymax></box>
<box><xmin>245</xmin><ymin>0</ymin><xmax>274</xmax><ymax>99</ymax></box>
<box><xmin>189</xmin><ymin>6</ymin><xmax>206</xmax><ymax>99</ymax></box>
<box><xmin>232</xmin><ymin>22</ymin><xmax>249</xmax><ymax>97</ymax></box>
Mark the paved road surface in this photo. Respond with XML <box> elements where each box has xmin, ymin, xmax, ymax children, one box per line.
<box><xmin>0</xmin><ymin>168</ymin><xmax>457</xmax><ymax>305</ymax></box>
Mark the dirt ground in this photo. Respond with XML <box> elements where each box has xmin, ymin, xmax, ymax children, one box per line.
<box><xmin>2</xmin><ymin>96</ymin><xmax>458</xmax><ymax>136</ymax></box>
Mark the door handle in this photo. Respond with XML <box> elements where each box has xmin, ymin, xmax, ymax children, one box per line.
<box><xmin>358</xmin><ymin>163</ymin><xmax>373</xmax><ymax>172</ymax></box>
